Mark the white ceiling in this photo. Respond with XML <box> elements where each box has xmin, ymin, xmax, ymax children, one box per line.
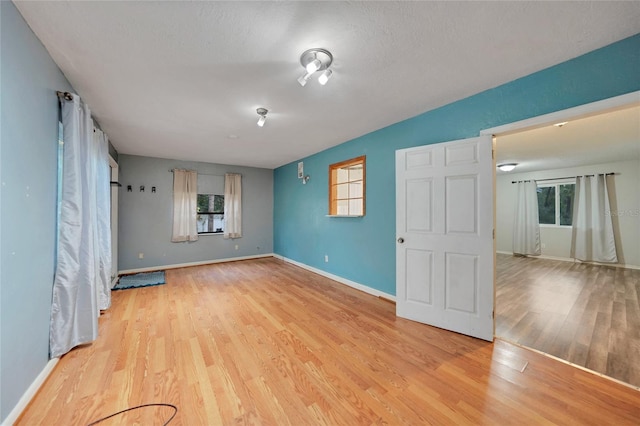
<box><xmin>496</xmin><ymin>104</ymin><xmax>640</xmax><ymax>174</ymax></box>
<box><xmin>14</xmin><ymin>1</ymin><xmax>640</xmax><ymax>169</ymax></box>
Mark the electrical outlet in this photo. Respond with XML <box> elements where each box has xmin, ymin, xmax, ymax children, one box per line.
<box><xmin>541</xmin><ymin>243</ymin><xmax>546</xmax><ymax>249</ymax></box>
<box><xmin>138</xmin><ymin>252</ymin><xmax>144</xmax><ymax>259</ymax></box>
<box><xmin>324</xmin><ymin>255</ymin><xmax>329</xmax><ymax>263</ymax></box>
<box><xmin>235</xmin><ymin>244</ymin><xmax>239</xmax><ymax>250</ymax></box>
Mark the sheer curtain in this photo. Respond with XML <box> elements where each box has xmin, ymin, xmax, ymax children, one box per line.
<box><xmin>50</xmin><ymin>95</ymin><xmax>112</xmax><ymax>358</ymax></box>
<box><xmin>571</xmin><ymin>174</ymin><xmax>618</xmax><ymax>263</ymax></box>
<box><xmin>512</xmin><ymin>181</ymin><xmax>541</xmax><ymax>256</ymax></box>
<box><xmin>224</xmin><ymin>173</ymin><xmax>242</xmax><ymax>239</ymax></box>
<box><xmin>171</xmin><ymin>169</ymin><xmax>198</xmax><ymax>242</ymax></box>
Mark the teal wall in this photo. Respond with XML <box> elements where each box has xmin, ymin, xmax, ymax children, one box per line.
<box><xmin>274</xmin><ymin>34</ymin><xmax>640</xmax><ymax>297</ymax></box>
<box><xmin>0</xmin><ymin>1</ymin><xmax>75</xmax><ymax>421</ymax></box>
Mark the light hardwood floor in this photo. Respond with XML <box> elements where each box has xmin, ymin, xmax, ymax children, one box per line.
<box><xmin>19</xmin><ymin>258</ymin><xmax>640</xmax><ymax>425</ymax></box>
<box><xmin>496</xmin><ymin>253</ymin><xmax>640</xmax><ymax>388</ymax></box>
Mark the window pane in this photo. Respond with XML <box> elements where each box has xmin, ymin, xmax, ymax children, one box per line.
<box><xmin>337</xmin><ymin>200</ymin><xmax>349</xmax><ymax>215</ymax></box>
<box><xmin>213</xmin><ymin>214</ymin><xmax>224</xmax><ymax>233</ymax></box>
<box><xmin>349</xmin><ymin>182</ymin><xmax>362</xmax><ymax>198</ymax></box>
<box><xmin>537</xmin><ymin>186</ymin><xmax>556</xmax><ymax>225</ymax></box>
<box><xmin>337</xmin><ymin>183</ymin><xmax>348</xmax><ymax>198</ymax></box>
<box><xmin>349</xmin><ymin>199</ymin><xmax>363</xmax><ymax>215</ymax></box>
<box><xmin>559</xmin><ymin>184</ymin><xmax>575</xmax><ymax>226</ymax></box>
<box><xmin>197</xmin><ymin>213</ymin><xmax>224</xmax><ymax>233</ymax></box>
<box><xmin>197</xmin><ymin>194</ymin><xmax>211</xmax><ymax>213</ymax></box>
<box><xmin>337</xmin><ymin>168</ymin><xmax>349</xmax><ymax>183</ymax></box>
<box><xmin>214</xmin><ymin>195</ymin><xmax>224</xmax><ymax>213</ymax></box>
<box><xmin>349</xmin><ymin>167</ymin><xmax>363</xmax><ymax>181</ymax></box>
<box><xmin>197</xmin><ymin>214</ymin><xmax>209</xmax><ymax>233</ymax></box>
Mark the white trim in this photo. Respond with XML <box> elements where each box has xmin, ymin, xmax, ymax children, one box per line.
<box><xmin>118</xmin><ymin>253</ymin><xmax>274</xmax><ymax>275</ymax></box>
<box><xmin>496</xmin><ymin>251</ymin><xmax>640</xmax><ymax>270</ymax></box>
<box><xmin>481</xmin><ymin>91</ymin><xmax>640</xmax><ymax>137</ymax></box>
<box><xmin>2</xmin><ymin>358</ymin><xmax>59</xmax><ymax>426</ymax></box>
<box><xmin>274</xmin><ymin>254</ymin><xmax>396</xmax><ymax>302</ymax></box>
<box><xmin>109</xmin><ymin>155</ymin><xmax>118</xmax><ymax>280</ymax></box>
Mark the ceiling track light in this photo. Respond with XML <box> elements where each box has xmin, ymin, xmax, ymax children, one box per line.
<box><xmin>256</xmin><ymin>107</ymin><xmax>268</xmax><ymax>127</ymax></box>
<box><xmin>298</xmin><ymin>48</ymin><xmax>333</xmax><ymax>87</ymax></box>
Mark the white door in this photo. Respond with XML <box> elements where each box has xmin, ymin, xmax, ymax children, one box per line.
<box><xmin>396</xmin><ymin>135</ymin><xmax>494</xmax><ymax>341</ymax></box>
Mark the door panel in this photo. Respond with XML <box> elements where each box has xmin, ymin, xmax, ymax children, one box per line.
<box><xmin>396</xmin><ymin>135</ymin><xmax>494</xmax><ymax>341</ymax></box>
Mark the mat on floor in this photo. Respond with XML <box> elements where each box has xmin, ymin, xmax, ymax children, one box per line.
<box><xmin>113</xmin><ymin>271</ymin><xmax>166</xmax><ymax>290</ymax></box>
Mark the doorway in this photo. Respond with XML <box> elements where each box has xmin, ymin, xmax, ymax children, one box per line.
<box><xmin>486</xmin><ymin>92</ymin><xmax>640</xmax><ymax>387</ymax></box>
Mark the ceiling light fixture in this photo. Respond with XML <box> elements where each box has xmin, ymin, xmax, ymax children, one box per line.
<box><xmin>318</xmin><ymin>69</ymin><xmax>333</xmax><ymax>85</ymax></box>
<box><xmin>497</xmin><ymin>163</ymin><xmax>518</xmax><ymax>172</ymax></box>
<box><xmin>553</xmin><ymin>121</ymin><xmax>569</xmax><ymax>127</ymax></box>
<box><xmin>256</xmin><ymin>107</ymin><xmax>268</xmax><ymax>127</ymax></box>
<box><xmin>298</xmin><ymin>48</ymin><xmax>333</xmax><ymax>87</ymax></box>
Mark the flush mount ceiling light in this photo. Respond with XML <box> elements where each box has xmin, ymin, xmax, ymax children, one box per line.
<box><xmin>256</xmin><ymin>108</ymin><xmax>268</xmax><ymax>127</ymax></box>
<box><xmin>553</xmin><ymin>121</ymin><xmax>569</xmax><ymax>127</ymax></box>
<box><xmin>497</xmin><ymin>163</ymin><xmax>518</xmax><ymax>172</ymax></box>
<box><xmin>297</xmin><ymin>48</ymin><xmax>333</xmax><ymax>87</ymax></box>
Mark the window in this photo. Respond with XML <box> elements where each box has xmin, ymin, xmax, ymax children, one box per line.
<box><xmin>537</xmin><ymin>183</ymin><xmax>575</xmax><ymax>226</ymax></box>
<box><xmin>329</xmin><ymin>156</ymin><xmax>365</xmax><ymax>216</ymax></box>
<box><xmin>197</xmin><ymin>194</ymin><xmax>224</xmax><ymax>234</ymax></box>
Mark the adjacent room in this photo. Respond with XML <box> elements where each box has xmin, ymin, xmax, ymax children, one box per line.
<box><xmin>2</xmin><ymin>1</ymin><xmax>640</xmax><ymax>424</ymax></box>
<box><xmin>495</xmin><ymin>105</ymin><xmax>640</xmax><ymax>387</ymax></box>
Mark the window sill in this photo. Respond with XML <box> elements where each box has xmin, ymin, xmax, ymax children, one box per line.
<box><xmin>539</xmin><ymin>224</ymin><xmax>572</xmax><ymax>229</ymax></box>
<box><xmin>197</xmin><ymin>232</ymin><xmax>224</xmax><ymax>236</ymax></box>
<box><xmin>326</xmin><ymin>215</ymin><xmax>364</xmax><ymax>218</ymax></box>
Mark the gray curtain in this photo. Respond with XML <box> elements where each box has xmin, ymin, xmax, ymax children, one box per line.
<box><xmin>571</xmin><ymin>174</ymin><xmax>618</xmax><ymax>263</ymax></box>
<box><xmin>512</xmin><ymin>181</ymin><xmax>541</xmax><ymax>256</ymax></box>
<box><xmin>50</xmin><ymin>95</ymin><xmax>112</xmax><ymax>358</ymax></box>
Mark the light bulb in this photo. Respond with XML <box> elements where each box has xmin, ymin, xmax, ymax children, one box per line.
<box><xmin>318</xmin><ymin>69</ymin><xmax>333</xmax><ymax>85</ymax></box>
<box><xmin>297</xmin><ymin>72</ymin><xmax>312</xmax><ymax>87</ymax></box>
<box><xmin>305</xmin><ymin>58</ymin><xmax>321</xmax><ymax>74</ymax></box>
<box><xmin>257</xmin><ymin>115</ymin><xmax>266</xmax><ymax>127</ymax></box>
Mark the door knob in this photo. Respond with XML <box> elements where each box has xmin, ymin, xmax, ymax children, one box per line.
<box><xmin>397</xmin><ymin>237</ymin><xmax>404</xmax><ymax>243</ymax></box>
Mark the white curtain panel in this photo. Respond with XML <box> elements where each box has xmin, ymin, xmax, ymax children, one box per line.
<box><xmin>512</xmin><ymin>180</ymin><xmax>541</xmax><ymax>256</ymax></box>
<box><xmin>171</xmin><ymin>169</ymin><xmax>199</xmax><ymax>242</ymax></box>
<box><xmin>50</xmin><ymin>95</ymin><xmax>112</xmax><ymax>358</ymax></box>
<box><xmin>571</xmin><ymin>174</ymin><xmax>618</xmax><ymax>263</ymax></box>
<box><xmin>94</xmin><ymin>128</ymin><xmax>112</xmax><ymax>310</ymax></box>
<box><xmin>224</xmin><ymin>173</ymin><xmax>242</xmax><ymax>239</ymax></box>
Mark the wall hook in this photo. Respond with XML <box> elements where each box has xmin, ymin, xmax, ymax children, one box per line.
<box><xmin>140</xmin><ymin>185</ymin><xmax>145</xmax><ymax>192</ymax></box>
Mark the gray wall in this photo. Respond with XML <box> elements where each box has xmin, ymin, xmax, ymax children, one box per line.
<box><xmin>496</xmin><ymin>159</ymin><xmax>640</xmax><ymax>268</ymax></box>
<box><xmin>118</xmin><ymin>155</ymin><xmax>273</xmax><ymax>271</ymax></box>
<box><xmin>0</xmin><ymin>1</ymin><xmax>74</xmax><ymax>421</ymax></box>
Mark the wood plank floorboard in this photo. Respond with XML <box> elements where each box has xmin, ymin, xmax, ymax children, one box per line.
<box><xmin>18</xmin><ymin>257</ymin><xmax>640</xmax><ymax>425</ymax></box>
<box><xmin>496</xmin><ymin>253</ymin><xmax>640</xmax><ymax>388</ymax></box>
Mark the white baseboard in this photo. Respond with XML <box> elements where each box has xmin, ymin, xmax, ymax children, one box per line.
<box><xmin>2</xmin><ymin>358</ymin><xmax>59</xmax><ymax>426</ymax></box>
<box><xmin>118</xmin><ymin>253</ymin><xmax>275</xmax><ymax>275</ymax></box>
<box><xmin>496</xmin><ymin>251</ymin><xmax>640</xmax><ymax>270</ymax></box>
<box><xmin>273</xmin><ymin>254</ymin><xmax>396</xmax><ymax>302</ymax></box>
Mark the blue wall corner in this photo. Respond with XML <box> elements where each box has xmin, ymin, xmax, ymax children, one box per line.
<box><xmin>274</xmin><ymin>33</ymin><xmax>640</xmax><ymax>296</ymax></box>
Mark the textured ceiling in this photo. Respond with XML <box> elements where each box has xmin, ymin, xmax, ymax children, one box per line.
<box><xmin>496</xmin><ymin>104</ymin><xmax>640</xmax><ymax>174</ymax></box>
<box><xmin>14</xmin><ymin>1</ymin><xmax>640</xmax><ymax>169</ymax></box>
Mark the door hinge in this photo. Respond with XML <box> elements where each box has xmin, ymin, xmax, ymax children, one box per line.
<box><xmin>493</xmin><ymin>229</ymin><xmax>495</xmax><ymax>239</ymax></box>
<box><xmin>492</xmin><ymin>149</ymin><xmax>494</xmax><ymax>159</ymax></box>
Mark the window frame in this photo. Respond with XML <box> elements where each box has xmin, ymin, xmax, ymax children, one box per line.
<box><xmin>537</xmin><ymin>181</ymin><xmax>575</xmax><ymax>228</ymax></box>
<box><xmin>196</xmin><ymin>193</ymin><xmax>225</xmax><ymax>235</ymax></box>
<box><xmin>328</xmin><ymin>155</ymin><xmax>366</xmax><ymax>217</ymax></box>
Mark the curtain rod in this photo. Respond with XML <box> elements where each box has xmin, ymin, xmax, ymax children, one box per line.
<box><xmin>512</xmin><ymin>172</ymin><xmax>615</xmax><ymax>184</ymax></box>
<box><xmin>168</xmin><ymin>169</ymin><xmax>226</xmax><ymax>177</ymax></box>
<box><xmin>56</xmin><ymin>91</ymin><xmax>74</xmax><ymax>101</ymax></box>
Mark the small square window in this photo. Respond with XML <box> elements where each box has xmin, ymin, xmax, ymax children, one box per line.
<box><xmin>329</xmin><ymin>156</ymin><xmax>365</xmax><ymax>216</ymax></box>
